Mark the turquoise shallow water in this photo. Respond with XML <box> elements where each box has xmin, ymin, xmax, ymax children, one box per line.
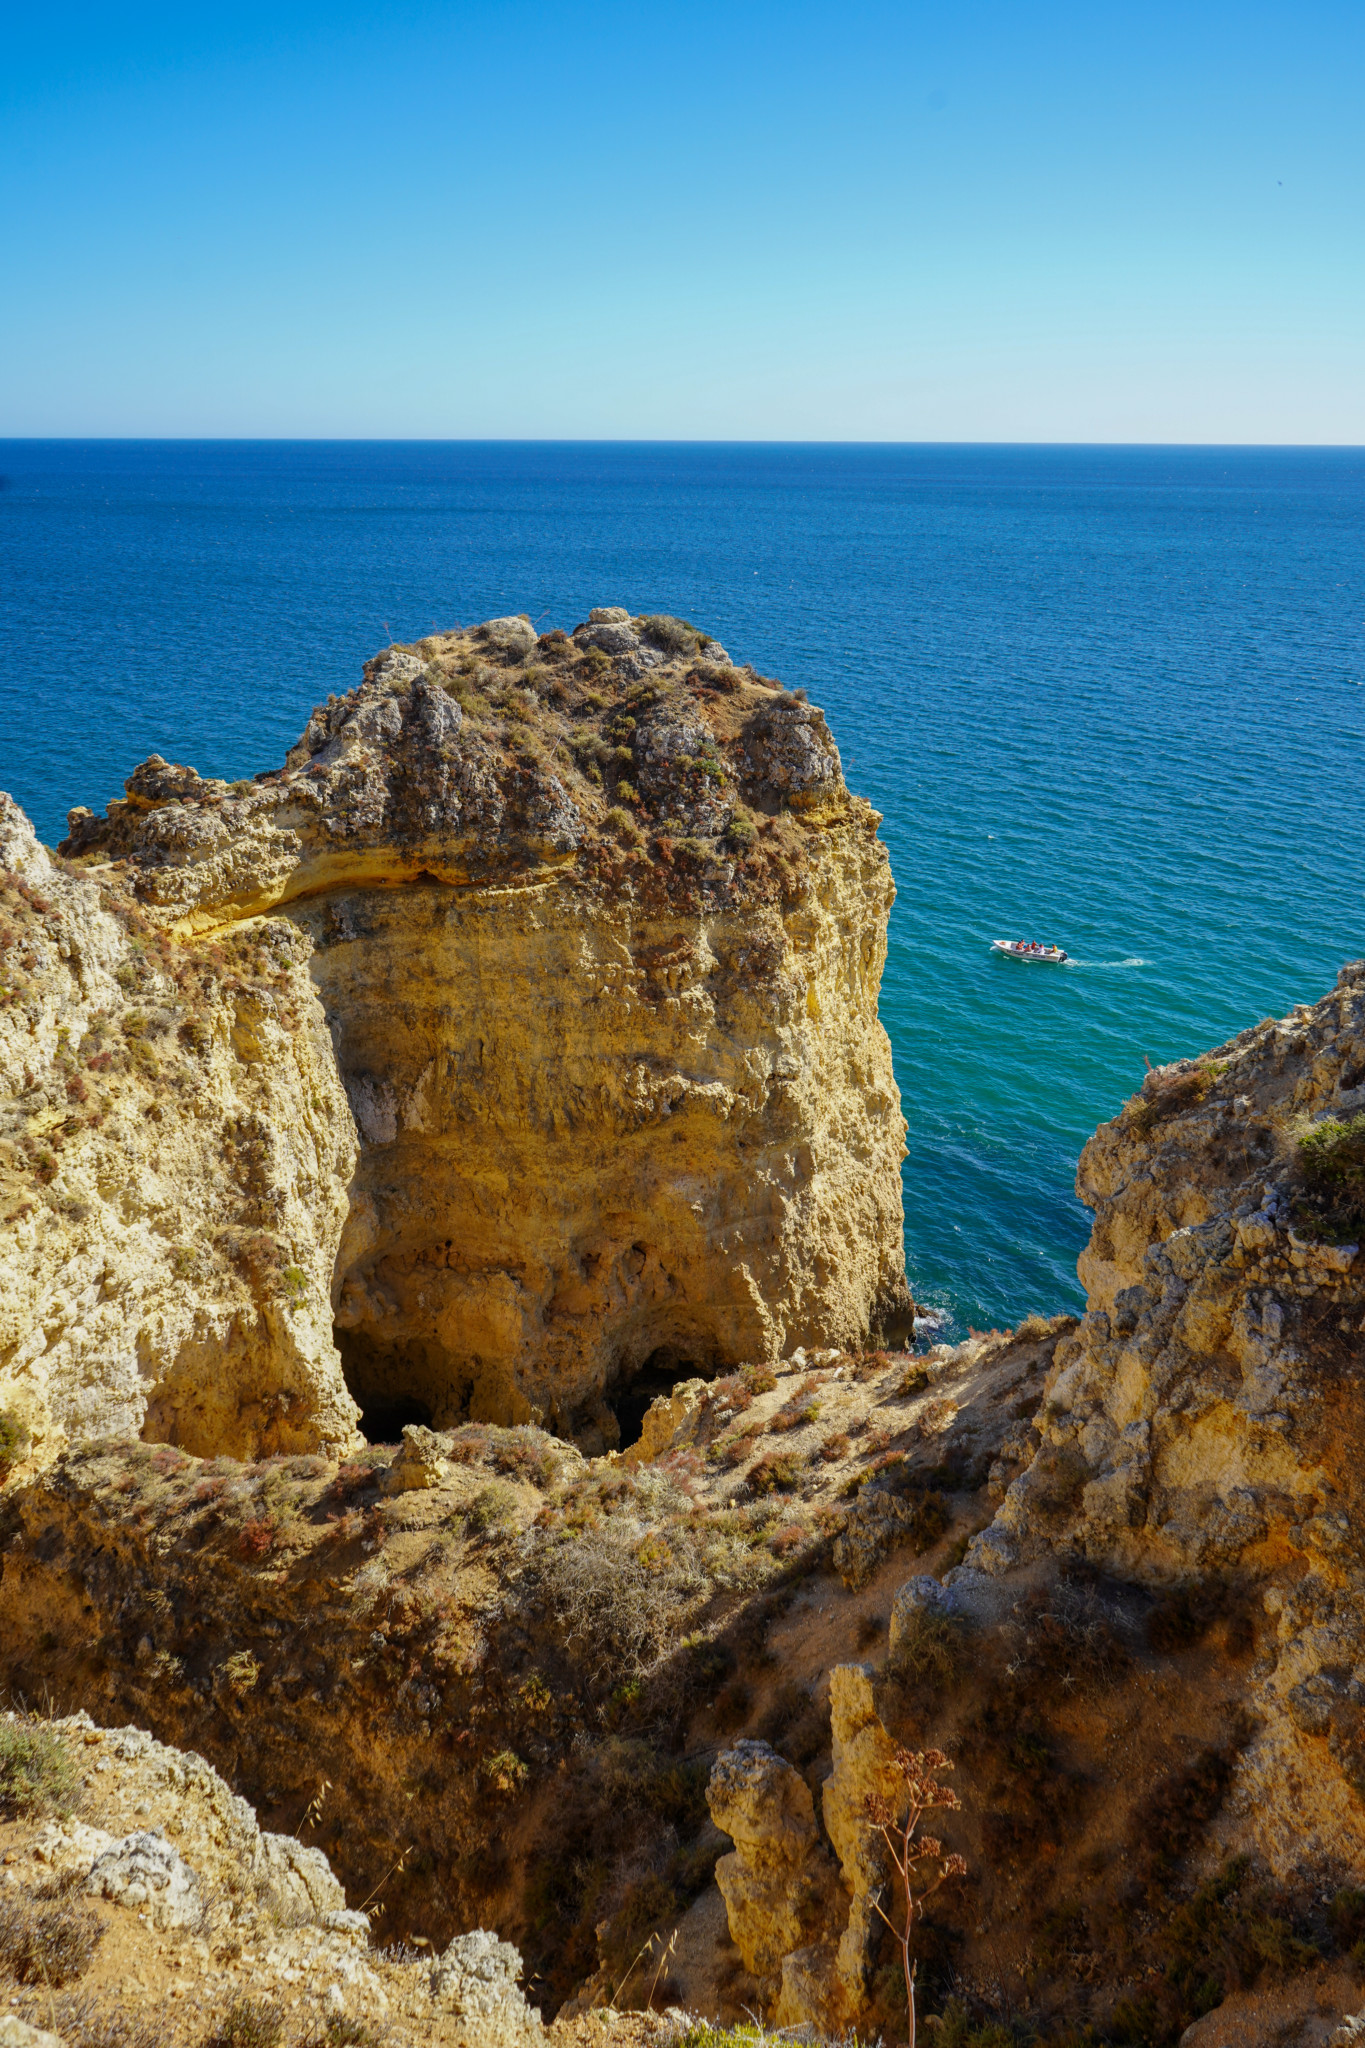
<box><xmin>1</xmin><ymin>442</ymin><xmax>1362</xmax><ymax>1335</ymax></box>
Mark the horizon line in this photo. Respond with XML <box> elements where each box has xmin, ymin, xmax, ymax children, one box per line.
<box><xmin>2</xmin><ymin>435</ymin><xmax>1364</xmax><ymax>452</ymax></box>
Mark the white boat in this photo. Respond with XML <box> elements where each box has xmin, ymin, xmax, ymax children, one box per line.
<box><xmin>991</xmin><ymin>939</ymin><xmax>1068</xmax><ymax>963</ymax></box>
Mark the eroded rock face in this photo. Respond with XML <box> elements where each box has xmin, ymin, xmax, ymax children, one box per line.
<box><xmin>0</xmin><ymin>794</ymin><xmax>360</xmax><ymax>1468</ymax></box>
<box><xmin>0</xmin><ymin>1706</ymin><xmax>522</xmax><ymax>2042</ymax></box>
<box><xmin>0</xmin><ymin>614</ymin><xmax>910</xmax><ymax>1463</ymax></box>
<box><xmin>970</xmin><ymin>959</ymin><xmax>1365</xmax><ymax>1877</ymax></box>
<box><xmin>709</xmin><ymin>1669</ymin><xmax>918</xmax><ymax>2033</ymax></box>
<box><xmin>706</xmin><ymin>1740</ymin><xmax>840</xmax><ymax>1981</ymax></box>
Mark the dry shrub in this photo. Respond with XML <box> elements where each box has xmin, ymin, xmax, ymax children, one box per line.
<box><xmin>236</xmin><ymin>1514</ymin><xmax>277</xmax><ymax>1560</ymax></box>
<box><xmin>713</xmin><ymin>1425</ymin><xmax>761</xmax><ymax>1468</ymax></box>
<box><xmin>748</xmin><ymin>1449</ymin><xmax>800</xmax><ymax>1495</ymax></box>
<box><xmin>1128</xmin><ymin>1060</ymin><xmax>1219</xmax><ymax>1135</ymax></box>
<box><xmin>917</xmin><ymin>1398</ymin><xmax>958</xmax><ymax>1439</ymax></box>
<box><xmin>465</xmin><ymin>1482</ymin><xmax>517</xmax><ymax>1534</ymax></box>
<box><xmin>818</xmin><ymin>1431</ymin><xmax>850</xmax><ymax>1462</ymax></box>
<box><xmin>0</xmin><ymin>1888</ymin><xmax>104</xmax><ymax>1984</ymax></box>
<box><xmin>740</xmin><ymin>1363</ymin><xmax>777</xmax><ymax>1395</ymax></box>
<box><xmin>446</xmin><ymin>1426</ymin><xmax>491</xmax><ymax>1466</ymax></box>
<box><xmin>300</xmin><ymin>2017</ymin><xmax>387</xmax><ymax>2047</ymax></box>
<box><xmin>768</xmin><ymin>1393</ymin><xmax>821</xmax><ymax>1433</ymax></box>
<box><xmin>1293</xmin><ymin>1110</ymin><xmax>1365</xmax><ymax>1241</ymax></box>
<box><xmin>1099</xmin><ymin>1853</ymin><xmax>1319</xmax><ymax>2044</ymax></box>
<box><xmin>597</xmin><ymin>1869</ymin><xmax>679</xmax><ymax>1982</ymax></box>
<box><xmin>1027</xmin><ymin>1442</ymin><xmax>1090</xmax><ymax>1519</ymax></box>
<box><xmin>1003</xmin><ymin>1579</ymin><xmax>1131</xmax><ymax>1697</ymax></box>
<box><xmin>18</xmin><ymin>1996</ymin><xmax>164</xmax><ymax>2048</ymax></box>
<box><xmin>1328</xmin><ymin>1886</ymin><xmax>1365</xmax><ymax>1964</ymax></box>
<box><xmin>202</xmin><ymin>1996</ymin><xmax>286</xmax><ymax>2048</ymax></box>
<box><xmin>0</xmin><ymin>1716</ymin><xmax>80</xmax><ymax>1818</ymax></box>
<box><xmin>222</xmin><ymin>1649</ymin><xmax>260</xmax><ymax>1695</ymax></box>
<box><xmin>1161</xmin><ymin>1856</ymin><xmax>1317</xmax><ymax>2013</ymax></box>
<box><xmin>888</xmin><ymin>1607</ymin><xmax>964</xmax><ymax>1689</ymax></box>
<box><xmin>487</xmin><ymin>1429</ymin><xmax>560</xmax><ymax>1487</ymax></box>
<box><xmin>328</xmin><ymin>1461</ymin><xmax>377</xmax><ymax>1503</ymax></box>
<box><xmin>539</xmin><ymin>1522</ymin><xmax>699</xmax><ymax>1684</ymax></box>
<box><xmin>482</xmin><ymin>1748</ymin><xmax>530</xmax><ymax>1794</ymax></box>
<box><xmin>1130</xmin><ymin>1739</ymin><xmax>1243</xmax><ymax>1901</ymax></box>
<box><xmin>704</xmin><ymin>1376</ymin><xmax>753</xmax><ymax>1422</ymax></box>
<box><xmin>636</xmin><ymin>614</ymin><xmax>703</xmax><ymax>656</ymax></box>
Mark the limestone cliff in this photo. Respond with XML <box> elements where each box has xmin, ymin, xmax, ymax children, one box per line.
<box><xmin>972</xmin><ymin>957</ymin><xmax>1365</xmax><ymax>1878</ymax></box>
<box><xmin>0</xmin><ymin>610</ymin><xmax>909</xmax><ymax>1467</ymax></box>
<box><xmin>0</xmin><ymin>795</ymin><xmax>358</xmax><ymax>1467</ymax></box>
<box><xmin>687</xmin><ymin>962</ymin><xmax>1365</xmax><ymax>2046</ymax></box>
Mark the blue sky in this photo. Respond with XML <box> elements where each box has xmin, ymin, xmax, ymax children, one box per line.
<box><xmin>2</xmin><ymin>2</ymin><xmax>1362</xmax><ymax>439</ymax></box>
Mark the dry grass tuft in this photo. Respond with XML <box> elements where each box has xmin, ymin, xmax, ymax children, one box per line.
<box><xmin>201</xmin><ymin>1995</ymin><xmax>287</xmax><ymax>2048</ymax></box>
<box><xmin>0</xmin><ymin>1888</ymin><xmax>105</xmax><ymax>1985</ymax></box>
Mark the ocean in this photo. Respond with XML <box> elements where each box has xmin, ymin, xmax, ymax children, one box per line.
<box><xmin>1</xmin><ymin>441</ymin><xmax>1361</xmax><ymax>1336</ymax></box>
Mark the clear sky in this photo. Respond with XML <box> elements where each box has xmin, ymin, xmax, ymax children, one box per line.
<box><xmin>2</xmin><ymin>2</ymin><xmax>1362</xmax><ymax>440</ymax></box>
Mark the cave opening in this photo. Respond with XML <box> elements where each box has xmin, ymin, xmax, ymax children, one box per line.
<box><xmin>355</xmin><ymin>1390</ymin><xmax>435</xmax><ymax>1445</ymax></box>
<box><xmin>610</xmin><ymin>1343</ymin><xmax>706</xmax><ymax>1450</ymax></box>
<box><xmin>334</xmin><ymin>1327</ymin><xmax>457</xmax><ymax>1444</ymax></box>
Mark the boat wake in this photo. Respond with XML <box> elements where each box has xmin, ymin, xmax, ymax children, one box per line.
<box><xmin>1065</xmin><ymin>956</ymin><xmax>1147</xmax><ymax>969</ymax></box>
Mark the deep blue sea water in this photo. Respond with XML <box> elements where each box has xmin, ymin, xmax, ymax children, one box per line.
<box><xmin>1</xmin><ymin>442</ymin><xmax>1362</xmax><ymax>1335</ymax></box>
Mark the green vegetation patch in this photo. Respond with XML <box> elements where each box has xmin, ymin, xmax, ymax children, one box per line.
<box><xmin>635</xmin><ymin>614</ymin><xmax>707</xmax><ymax>656</ymax></box>
<box><xmin>0</xmin><ymin>1715</ymin><xmax>81</xmax><ymax>1818</ymax></box>
<box><xmin>0</xmin><ymin>1407</ymin><xmax>30</xmax><ymax>1483</ymax></box>
<box><xmin>1293</xmin><ymin>1110</ymin><xmax>1365</xmax><ymax>1241</ymax></box>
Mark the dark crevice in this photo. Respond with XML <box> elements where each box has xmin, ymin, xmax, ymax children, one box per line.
<box><xmin>609</xmin><ymin>1343</ymin><xmax>704</xmax><ymax>1450</ymax></box>
<box><xmin>354</xmin><ymin>1391</ymin><xmax>434</xmax><ymax>1445</ymax></box>
<box><xmin>334</xmin><ymin>1324</ymin><xmax>448</xmax><ymax>1443</ymax></box>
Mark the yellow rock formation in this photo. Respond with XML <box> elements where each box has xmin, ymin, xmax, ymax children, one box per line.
<box><xmin>0</xmin><ymin>612</ymin><xmax>911</xmax><ymax>1466</ymax></box>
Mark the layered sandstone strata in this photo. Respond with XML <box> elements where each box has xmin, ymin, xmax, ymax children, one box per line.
<box><xmin>0</xmin><ymin>610</ymin><xmax>910</xmax><ymax>1465</ymax></box>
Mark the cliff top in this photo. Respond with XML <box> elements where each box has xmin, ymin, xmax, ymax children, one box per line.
<box><xmin>58</xmin><ymin>610</ymin><xmax>875</xmax><ymax>924</ymax></box>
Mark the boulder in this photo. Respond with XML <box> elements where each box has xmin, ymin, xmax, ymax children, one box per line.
<box><xmin>253</xmin><ymin>1830</ymin><xmax>349</xmax><ymax>1925</ymax></box>
<box><xmin>575</xmin><ymin>620</ymin><xmax>640</xmax><ymax>654</ymax></box>
<box><xmin>381</xmin><ymin>1423</ymin><xmax>449</xmax><ymax>1493</ymax></box>
<box><xmin>86</xmin><ymin>1831</ymin><xmax>203</xmax><ymax>1929</ymax></box>
<box><xmin>0</xmin><ymin>2021</ymin><xmax>66</xmax><ymax>2048</ymax></box>
<box><xmin>429</xmin><ymin>1929</ymin><xmax>542</xmax><ymax>2038</ymax></box>
<box><xmin>833</xmin><ymin>1488</ymin><xmax>931</xmax><ymax>1589</ymax></box>
<box><xmin>741</xmin><ymin>698</ymin><xmax>842</xmax><ymax>803</ymax></box>
<box><xmin>618</xmin><ymin>1378</ymin><xmax>707</xmax><ymax>1468</ymax></box>
<box><xmin>477</xmin><ymin>616</ymin><xmax>538</xmax><ymax>656</ymax></box>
